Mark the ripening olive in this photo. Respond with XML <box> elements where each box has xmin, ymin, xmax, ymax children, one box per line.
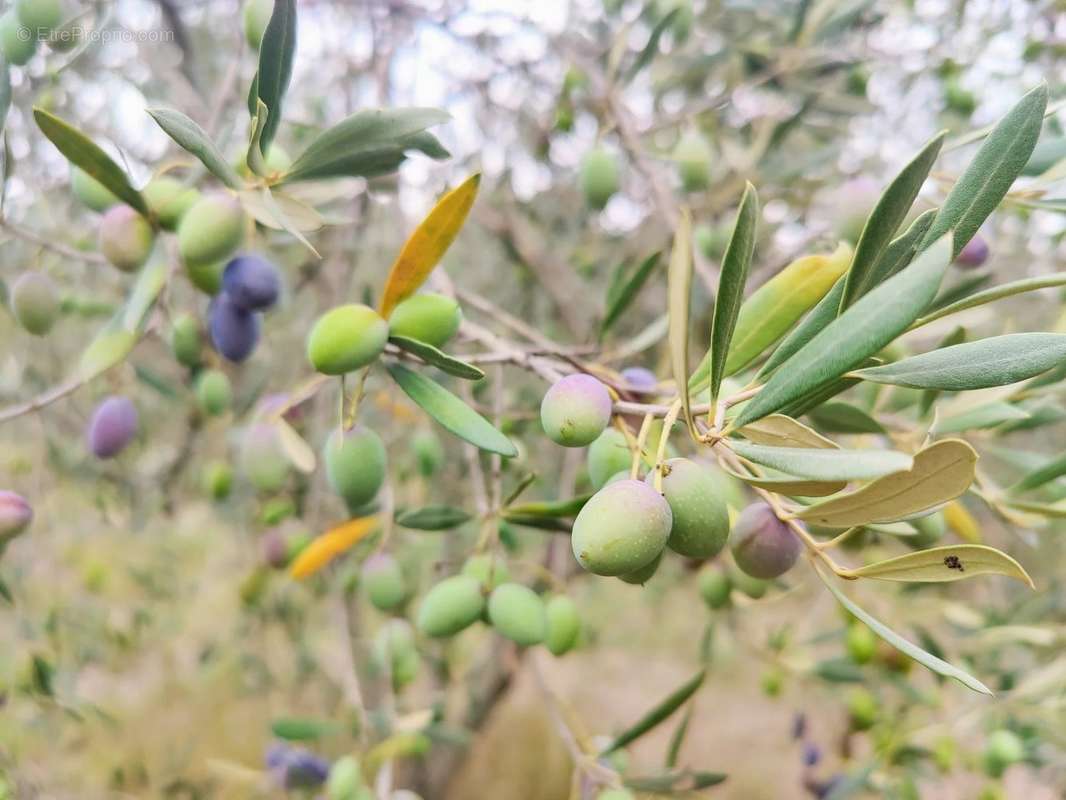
<box><xmin>143</xmin><ymin>176</ymin><xmax>200</xmax><ymax>231</ymax></box>
<box><xmin>580</xmin><ymin>147</ymin><xmax>619</xmax><ymax>210</ymax></box>
<box><xmin>620</xmin><ymin>366</ymin><xmax>657</xmax><ymax>390</ymax></box>
<box><xmin>201</xmin><ymin>460</ymin><xmax>233</xmax><ymax>501</ymax></box>
<box><xmin>571</xmin><ymin>479</ymin><xmax>672</xmax><ymax>576</ymax></box>
<box><xmin>0</xmin><ymin>490</ymin><xmax>32</xmax><ymax>545</ymax></box>
<box><xmin>674</xmin><ymin>130</ymin><xmax>712</xmax><ymax>193</ymax></box>
<box><xmin>544</xmin><ymin>595</ymin><xmax>580</xmax><ymax>656</ymax></box>
<box><xmin>846</xmin><ymin>687</ymin><xmax>879</xmax><ymax>731</ymax></box>
<box><xmin>845</xmin><ymin>622</ymin><xmax>876</xmax><ymax>665</ymax></box>
<box><xmin>16</xmin><ymin>0</ymin><xmax>61</xmax><ymax>33</ymax></box>
<box><xmin>362</xmin><ymin>553</ymin><xmax>407</xmax><ymax>611</ymax></box>
<box><xmin>170</xmin><ymin>313</ymin><xmax>202</xmax><ymax>368</ymax></box>
<box><xmin>87</xmin><ymin>395</ymin><xmax>138</xmax><ymax>459</ymax></box>
<box><xmin>10</xmin><ymin>272</ymin><xmax>58</xmax><ymax>336</ymax></box>
<box><xmin>98</xmin><ymin>206</ymin><xmax>154</xmax><ymax>272</ymax></box>
<box><xmin>178</xmin><ymin>192</ymin><xmax>246</xmax><ymax>268</ymax></box>
<box><xmin>698</xmin><ymin>565</ymin><xmax>731</xmax><ymax>610</ymax></box>
<box><xmin>0</xmin><ymin>11</ymin><xmax>36</xmax><ymax>65</ymax></box>
<box><xmin>306</xmin><ymin>304</ymin><xmax>389</xmax><ymax>375</ymax></box>
<box><xmin>222</xmin><ymin>254</ymin><xmax>281</xmax><ymax>311</ymax></box>
<box><xmin>410</xmin><ymin>429</ymin><xmax>444</xmax><ymax>476</ymax></box>
<box><xmin>540</xmin><ymin>374</ymin><xmax>612</xmax><ymax>447</ymax></box>
<box><xmin>982</xmin><ymin>729</ymin><xmax>1024</xmax><ymax>778</ymax></box>
<box><xmin>488</xmin><ymin>583</ymin><xmax>547</xmax><ymax>646</ymax></box>
<box><xmin>587</xmin><ymin>428</ymin><xmax>632</xmax><ymax>490</ymax></box>
<box><xmin>647</xmin><ymin>458</ymin><xmax>729</xmax><ymax>559</ymax></box>
<box><xmin>729</xmin><ymin>503</ymin><xmax>801</xmax><ymax>579</ymax></box>
<box><xmin>416</xmin><ymin>575</ymin><xmax>486</xmax><ymax>638</ymax></box>
<box><xmin>240</xmin><ymin>423</ymin><xmax>291</xmax><ymax>493</ymax></box>
<box><xmin>209</xmin><ymin>292</ymin><xmax>260</xmax><ymax>362</ymax></box>
<box><xmin>387</xmin><ymin>293</ymin><xmax>462</xmax><ymax>348</ymax></box>
<box><xmin>195</xmin><ymin>369</ymin><xmax>232</xmax><ymax>416</ymax></box>
<box><xmin>618</xmin><ymin>550</ymin><xmax>661</xmax><ymax>585</ymax></box>
<box><xmin>955</xmin><ymin>234</ymin><xmax>989</xmax><ymax>269</ymax></box>
<box><xmin>324</xmin><ymin>426</ymin><xmax>386</xmax><ymax>511</ymax></box>
<box><xmin>461</xmin><ymin>553</ymin><xmax>511</xmax><ymax>590</ymax></box>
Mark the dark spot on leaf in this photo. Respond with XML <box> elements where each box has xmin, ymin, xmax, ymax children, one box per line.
<box><xmin>944</xmin><ymin>555</ymin><xmax>964</xmax><ymax>572</ymax></box>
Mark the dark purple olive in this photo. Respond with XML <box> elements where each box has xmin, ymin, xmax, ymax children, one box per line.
<box><xmin>87</xmin><ymin>395</ymin><xmax>138</xmax><ymax>458</ymax></box>
<box><xmin>802</xmin><ymin>742</ymin><xmax>821</xmax><ymax>767</ymax></box>
<box><xmin>209</xmin><ymin>292</ymin><xmax>260</xmax><ymax>362</ymax></box>
<box><xmin>729</xmin><ymin>502</ymin><xmax>802</xmax><ymax>579</ymax></box>
<box><xmin>222</xmin><ymin>254</ymin><xmax>281</xmax><ymax>311</ymax></box>
<box><xmin>282</xmin><ymin>749</ymin><xmax>330</xmax><ymax>789</ymax></box>
<box><xmin>621</xmin><ymin>366</ymin><xmax>658</xmax><ymax>389</ymax></box>
<box><xmin>955</xmin><ymin>234</ymin><xmax>989</xmax><ymax>269</ymax></box>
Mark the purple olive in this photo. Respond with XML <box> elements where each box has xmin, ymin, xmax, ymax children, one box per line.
<box><xmin>540</xmin><ymin>374</ymin><xmax>613</xmax><ymax>447</ymax></box>
<box><xmin>222</xmin><ymin>253</ymin><xmax>281</xmax><ymax>311</ymax></box>
<box><xmin>729</xmin><ymin>502</ymin><xmax>801</xmax><ymax>579</ymax></box>
<box><xmin>209</xmin><ymin>292</ymin><xmax>260</xmax><ymax>362</ymax></box>
<box><xmin>621</xmin><ymin>366</ymin><xmax>658</xmax><ymax>389</ymax></box>
<box><xmin>0</xmin><ymin>490</ymin><xmax>32</xmax><ymax>544</ymax></box>
<box><xmin>87</xmin><ymin>395</ymin><xmax>138</xmax><ymax>458</ymax></box>
<box><xmin>282</xmin><ymin>749</ymin><xmax>330</xmax><ymax>789</ymax></box>
<box><xmin>955</xmin><ymin>234</ymin><xmax>989</xmax><ymax>269</ymax></box>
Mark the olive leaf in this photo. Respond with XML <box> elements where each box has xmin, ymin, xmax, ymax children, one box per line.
<box><xmin>623</xmin><ymin>7</ymin><xmax>680</xmax><ymax>84</ymax></box>
<box><xmin>722</xmin><ymin>466</ymin><xmax>846</xmax><ymax>497</ymax></box>
<box><xmin>919</xmin><ymin>326</ymin><xmax>967</xmax><ymax>416</ymax></box>
<box><xmin>385</xmin><ymin>363</ymin><xmax>516</xmax><ymax>457</ymax></box>
<box><xmin>936</xmin><ymin>401</ymin><xmax>1028</xmax><ymax>433</ymax></box>
<box><xmin>250</xmin><ymin>0</ymin><xmax>296</xmax><ymax>153</ymax></box>
<box><xmin>840</xmin><ymin>132</ymin><xmax>945</xmax><ymax>309</ymax></box>
<box><xmin>707</xmin><ymin>182</ymin><xmax>759</xmax><ymax>400</ymax></box>
<box><xmin>275</xmin><ymin>418</ymin><xmax>316</xmax><ymax>474</ymax></box>
<box><xmin>34</xmin><ymin>108</ymin><xmax>149</xmax><ymax>215</ymax></box>
<box><xmin>913</xmin><ymin>273</ymin><xmax>1066</xmax><ymax>329</ymax></box>
<box><xmin>624</xmin><ymin>769</ymin><xmax>726</xmax><ymax>793</ymax></box>
<box><xmin>289</xmin><ymin>516</ymin><xmax>380</xmax><ymax>580</ymax></box>
<box><xmin>80</xmin><ymin>261</ymin><xmax>168</xmax><ymax>379</ymax></box>
<box><xmin>379</xmin><ymin>174</ymin><xmax>480</xmax><ymax>318</ymax></box>
<box><xmin>146</xmin><ymin>107</ymin><xmax>243</xmax><ymax>189</ymax></box>
<box><xmin>239</xmin><ymin>186</ymin><xmax>319</xmax><ymax>256</ymax></box>
<box><xmin>389</xmin><ymin>336</ymin><xmax>484</xmax><ymax>381</ymax></box>
<box><xmin>739</xmin><ymin>414</ymin><xmax>838</xmax><ymax>449</ymax></box>
<box><xmin>797</xmin><ymin>439</ymin><xmax>977</xmax><ymax>528</ymax></box>
<box><xmin>246</xmin><ymin>97</ymin><xmax>270</xmax><ymax>178</ymax></box>
<box><xmin>504</xmin><ymin>495</ymin><xmax>592</xmax><ymax>518</ymax></box>
<box><xmin>844</xmin><ymin>544</ymin><xmax>1034</xmax><ymax>588</ymax></box>
<box><xmin>281</xmin><ymin>108</ymin><xmax>450</xmax><ymax>183</ymax></box>
<box><xmin>0</xmin><ymin>60</ymin><xmax>11</xmax><ymax>139</ymax></box>
<box><xmin>394</xmin><ymin>506</ymin><xmax>472</xmax><ymax>530</ymax></box>
<box><xmin>1008</xmin><ymin>453</ymin><xmax>1066</xmax><ymax>495</ymax></box>
<box><xmin>667</xmin><ymin>207</ymin><xmax>696</xmax><ymax>433</ymax></box>
<box><xmin>601</xmin><ymin>251</ymin><xmax>661</xmax><ymax>339</ymax></box>
<box><xmin>271</xmin><ymin>717</ymin><xmax>341</xmax><ymax>742</ymax></box>
<box><xmin>600</xmin><ymin>669</ymin><xmax>705</xmax><ymax>755</ymax></box>
<box><xmin>814</xmin><ymin>563</ymin><xmax>992</xmax><ymax>695</ymax></box>
<box><xmin>237</xmin><ymin>188</ymin><xmax>323</xmax><ymax>232</ymax></box>
<box><xmin>1003</xmin><ymin>499</ymin><xmax>1066</xmax><ymax>518</ymax></box>
<box><xmin>920</xmin><ymin>83</ymin><xmax>1048</xmax><ymax>258</ymax></box>
<box><xmin>807</xmin><ymin>402</ymin><xmax>885</xmax><ymax>435</ymax></box>
<box><xmin>733</xmin><ymin>235</ymin><xmax>953</xmax><ymax>428</ymax></box>
<box><xmin>730</xmin><ymin>440</ymin><xmax>912</xmax><ymax>482</ymax></box>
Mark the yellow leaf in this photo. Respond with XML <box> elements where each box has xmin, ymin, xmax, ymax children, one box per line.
<box><xmin>740</xmin><ymin>414</ymin><xmax>838</xmax><ymax>449</ymax></box>
<box><xmin>722</xmin><ymin>466</ymin><xmax>846</xmax><ymax>497</ymax></box>
<box><xmin>944</xmin><ymin>499</ymin><xmax>981</xmax><ymax>543</ymax></box>
<box><xmin>289</xmin><ymin>516</ymin><xmax>379</xmax><ymax>580</ymax></box>
<box><xmin>843</xmin><ymin>544</ymin><xmax>1034</xmax><ymax>588</ymax></box>
<box><xmin>379</xmin><ymin>174</ymin><xmax>481</xmax><ymax>318</ymax></box>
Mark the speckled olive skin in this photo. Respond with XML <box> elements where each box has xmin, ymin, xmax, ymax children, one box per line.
<box><xmin>729</xmin><ymin>503</ymin><xmax>801</xmax><ymax>579</ymax></box>
<box><xmin>587</xmin><ymin>428</ymin><xmax>632</xmax><ymax>490</ymax></box>
<box><xmin>178</xmin><ymin>193</ymin><xmax>245</xmax><ymax>267</ymax></box>
<box><xmin>647</xmin><ymin>458</ymin><xmax>730</xmax><ymax>559</ymax></box>
<box><xmin>10</xmin><ymin>272</ymin><xmax>58</xmax><ymax>336</ymax></box>
<box><xmin>98</xmin><ymin>206</ymin><xmax>154</xmax><ymax>272</ymax></box>
<box><xmin>388</xmin><ymin>293</ymin><xmax>462</xmax><ymax>348</ymax></box>
<box><xmin>487</xmin><ymin>583</ymin><xmax>547</xmax><ymax>646</ymax></box>
<box><xmin>544</xmin><ymin>595</ymin><xmax>580</xmax><ymax>656</ymax></box>
<box><xmin>570</xmin><ymin>479</ymin><xmax>672</xmax><ymax>576</ymax></box>
<box><xmin>416</xmin><ymin>575</ymin><xmax>485</xmax><ymax>638</ymax></box>
<box><xmin>306</xmin><ymin>304</ymin><xmax>389</xmax><ymax>375</ymax></box>
<box><xmin>618</xmin><ymin>550</ymin><xmax>661</xmax><ymax>585</ymax></box>
<box><xmin>541</xmin><ymin>374</ymin><xmax>612</xmax><ymax>447</ymax></box>
<box><xmin>362</xmin><ymin>553</ymin><xmax>407</xmax><ymax>611</ymax></box>
<box><xmin>324</xmin><ymin>426</ymin><xmax>386</xmax><ymax>511</ymax></box>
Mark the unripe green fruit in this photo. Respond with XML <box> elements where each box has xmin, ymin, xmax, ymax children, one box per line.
<box><xmin>761</xmin><ymin>667</ymin><xmax>783</xmax><ymax>697</ymax></box>
<box><xmin>99</xmin><ymin>206</ymin><xmax>154</xmax><ymax>272</ymax></box>
<box><xmin>410</xmin><ymin>429</ymin><xmax>444</xmax><ymax>476</ymax></box>
<box><xmin>0</xmin><ymin>11</ymin><xmax>36</xmax><ymax>65</ymax></box>
<box><xmin>186</xmin><ymin>260</ymin><xmax>225</xmax><ymax>295</ymax></box>
<box><xmin>647</xmin><ymin>458</ymin><xmax>729</xmax><ymax>559</ymax></box>
<box><xmin>327</xmin><ymin>755</ymin><xmax>368</xmax><ymax>800</ymax></box>
<box><xmin>698</xmin><ymin>566</ymin><xmax>731</xmax><ymax>609</ymax></box>
<box><xmin>694</xmin><ymin>222</ymin><xmax>729</xmax><ymax>261</ymax></box>
<box><xmin>618</xmin><ymin>550</ymin><xmax>661</xmax><ymax>585</ymax></box>
<box><xmin>10</xmin><ymin>272</ymin><xmax>58</xmax><ymax>336</ymax></box>
<box><xmin>16</xmin><ymin>0</ymin><xmax>61</xmax><ymax>33</ymax></box>
<box><xmin>674</xmin><ymin>130</ymin><xmax>712</xmax><ymax>192</ymax></box>
<box><xmin>170</xmin><ymin>313</ymin><xmax>202</xmax><ymax>368</ymax></box>
<box><xmin>240</xmin><ymin>423</ymin><xmax>291</xmax><ymax>493</ymax></box>
<box><xmin>487</xmin><ymin>583</ymin><xmax>547</xmax><ymax>646</ymax></box>
<box><xmin>71</xmin><ymin>167</ymin><xmax>119</xmax><ymax>212</ymax></box>
<box><xmin>983</xmin><ymin>729</ymin><xmax>1024</xmax><ymax>778</ymax></box>
<box><xmin>728</xmin><ymin>566</ymin><xmax>768</xmax><ymax>599</ymax></box>
<box><xmin>595</xmin><ymin>791</ymin><xmax>634</xmax><ymax>800</ymax></box>
<box><xmin>259</xmin><ymin>496</ymin><xmax>295</xmax><ymax>526</ymax></box>
<box><xmin>234</xmin><ymin>144</ymin><xmax>293</xmax><ymax>177</ymax></box>
<box><xmin>571</xmin><ymin>479</ymin><xmax>672</xmax><ymax>576</ymax></box>
<box><xmin>243</xmin><ymin>0</ymin><xmax>272</xmax><ymax>49</ymax></box>
<box><xmin>195</xmin><ymin>369</ymin><xmax>232</xmax><ymax>416</ymax></box>
<box><xmin>908</xmin><ymin>511</ymin><xmax>946</xmax><ymax>549</ymax></box>
<box><xmin>416</xmin><ymin>575</ymin><xmax>485</xmax><ymax>638</ymax></box>
<box><xmin>461</xmin><ymin>553</ymin><xmax>511</xmax><ymax>589</ymax></box>
<box><xmin>729</xmin><ymin>503</ymin><xmax>801</xmax><ymax>579</ymax></box>
<box><xmin>143</xmin><ymin>176</ymin><xmax>200</xmax><ymax>231</ymax></box>
<box><xmin>372</xmin><ymin>618</ymin><xmax>417</xmax><ymax>679</ymax></box>
<box><xmin>324</xmin><ymin>426</ymin><xmax>387</xmax><ymax>510</ymax></box>
<box><xmin>201</xmin><ymin>460</ymin><xmax>233</xmax><ymax>501</ymax></box>
<box><xmin>587</xmin><ymin>428</ymin><xmax>632</xmax><ymax>490</ymax></box>
<box><xmin>178</xmin><ymin>193</ymin><xmax>245</xmax><ymax>267</ymax></box>
<box><xmin>544</xmin><ymin>595</ymin><xmax>580</xmax><ymax>656</ymax></box>
<box><xmin>307</xmin><ymin>304</ymin><xmax>389</xmax><ymax>375</ymax></box>
<box><xmin>846</xmin><ymin>688</ymin><xmax>879</xmax><ymax>731</ymax></box>
<box><xmin>387</xmin><ymin>293</ymin><xmax>462</xmax><ymax>348</ymax></box>
<box><xmin>541</xmin><ymin>374</ymin><xmax>612</xmax><ymax>447</ymax></box>
<box><xmin>362</xmin><ymin>554</ymin><xmax>407</xmax><ymax>611</ymax></box>
<box><xmin>845</xmin><ymin>622</ymin><xmax>876</xmax><ymax>665</ymax></box>
<box><xmin>580</xmin><ymin>147</ymin><xmax>619</xmax><ymax>210</ymax></box>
